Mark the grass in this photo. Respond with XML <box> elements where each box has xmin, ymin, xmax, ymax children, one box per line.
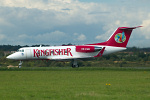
<box><xmin>0</xmin><ymin>67</ymin><xmax>150</xmax><ymax>100</ymax></box>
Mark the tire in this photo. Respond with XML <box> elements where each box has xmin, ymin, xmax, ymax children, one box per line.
<box><xmin>72</xmin><ymin>64</ymin><xmax>79</xmax><ymax>68</ymax></box>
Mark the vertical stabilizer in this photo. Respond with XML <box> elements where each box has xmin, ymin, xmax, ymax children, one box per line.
<box><xmin>106</xmin><ymin>26</ymin><xmax>142</xmax><ymax>47</ymax></box>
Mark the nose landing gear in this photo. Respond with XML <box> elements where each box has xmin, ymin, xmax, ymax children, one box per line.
<box><xmin>18</xmin><ymin>61</ymin><xmax>23</xmax><ymax>68</ymax></box>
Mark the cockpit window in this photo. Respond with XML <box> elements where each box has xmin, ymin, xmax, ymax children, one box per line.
<box><xmin>17</xmin><ymin>49</ymin><xmax>24</xmax><ymax>52</ymax></box>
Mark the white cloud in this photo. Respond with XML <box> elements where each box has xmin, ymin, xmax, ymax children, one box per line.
<box><xmin>95</xmin><ymin>35</ymin><xmax>103</xmax><ymax>40</ymax></box>
<box><xmin>0</xmin><ymin>0</ymin><xmax>76</xmax><ymax>11</ymax></box>
<box><xmin>18</xmin><ymin>34</ymin><xmax>29</xmax><ymax>38</ymax></box>
<box><xmin>35</xmin><ymin>31</ymin><xmax>66</xmax><ymax>42</ymax></box>
<box><xmin>77</xmin><ymin>34</ymin><xmax>86</xmax><ymax>41</ymax></box>
<box><xmin>17</xmin><ymin>31</ymin><xmax>66</xmax><ymax>42</ymax></box>
<box><xmin>0</xmin><ymin>0</ymin><xmax>109</xmax><ymax>25</ymax></box>
<box><xmin>0</xmin><ymin>33</ymin><xmax>6</xmax><ymax>40</ymax></box>
<box><xmin>74</xmin><ymin>33</ymin><xmax>86</xmax><ymax>41</ymax></box>
<box><xmin>141</xmin><ymin>19</ymin><xmax>150</xmax><ymax>39</ymax></box>
<box><xmin>0</xmin><ymin>18</ymin><xmax>14</xmax><ymax>27</ymax></box>
<box><xmin>0</xmin><ymin>0</ymin><xmax>149</xmax><ymax>47</ymax></box>
<box><xmin>7</xmin><ymin>30</ymin><xmax>68</xmax><ymax>45</ymax></box>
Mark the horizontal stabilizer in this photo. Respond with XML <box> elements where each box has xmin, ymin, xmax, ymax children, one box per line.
<box><xmin>120</xmin><ymin>26</ymin><xmax>142</xmax><ymax>30</ymax></box>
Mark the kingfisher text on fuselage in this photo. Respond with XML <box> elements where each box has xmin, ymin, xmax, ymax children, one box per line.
<box><xmin>33</xmin><ymin>48</ymin><xmax>73</xmax><ymax>58</ymax></box>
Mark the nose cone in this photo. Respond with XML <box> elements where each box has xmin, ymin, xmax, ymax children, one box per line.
<box><xmin>6</xmin><ymin>55</ymin><xmax>14</xmax><ymax>59</ymax></box>
<box><xmin>6</xmin><ymin>52</ymin><xmax>26</xmax><ymax>60</ymax></box>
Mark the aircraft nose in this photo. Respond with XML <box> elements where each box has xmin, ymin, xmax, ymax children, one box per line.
<box><xmin>6</xmin><ymin>55</ymin><xmax>14</xmax><ymax>59</ymax></box>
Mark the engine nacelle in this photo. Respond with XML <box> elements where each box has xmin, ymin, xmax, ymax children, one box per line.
<box><xmin>76</xmin><ymin>46</ymin><xmax>102</xmax><ymax>53</ymax></box>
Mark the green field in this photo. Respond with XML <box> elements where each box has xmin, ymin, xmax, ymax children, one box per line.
<box><xmin>0</xmin><ymin>67</ymin><xmax>150</xmax><ymax>100</ymax></box>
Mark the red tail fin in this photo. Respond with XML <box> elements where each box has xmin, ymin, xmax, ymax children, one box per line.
<box><xmin>106</xmin><ymin>26</ymin><xmax>141</xmax><ymax>47</ymax></box>
<box><xmin>89</xmin><ymin>26</ymin><xmax>142</xmax><ymax>47</ymax></box>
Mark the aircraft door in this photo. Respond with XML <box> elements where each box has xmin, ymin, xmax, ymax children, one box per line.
<box><xmin>26</xmin><ymin>49</ymin><xmax>31</xmax><ymax>59</ymax></box>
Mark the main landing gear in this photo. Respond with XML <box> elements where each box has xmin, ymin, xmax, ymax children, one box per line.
<box><xmin>18</xmin><ymin>61</ymin><xmax>23</xmax><ymax>68</ymax></box>
<box><xmin>72</xmin><ymin>59</ymin><xmax>79</xmax><ymax>68</ymax></box>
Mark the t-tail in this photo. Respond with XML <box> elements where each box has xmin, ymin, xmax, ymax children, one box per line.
<box><xmin>90</xmin><ymin>26</ymin><xmax>142</xmax><ymax>48</ymax></box>
<box><xmin>106</xmin><ymin>26</ymin><xmax>142</xmax><ymax>47</ymax></box>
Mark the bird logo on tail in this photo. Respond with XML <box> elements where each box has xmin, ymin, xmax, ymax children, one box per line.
<box><xmin>115</xmin><ymin>31</ymin><xmax>126</xmax><ymax>43</ymax></box>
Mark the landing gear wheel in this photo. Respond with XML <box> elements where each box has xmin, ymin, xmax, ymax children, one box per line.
<box><xmin>72</xmin><ymin>64</ymin><xmax>79</xmax><ymax>68</ymax></box>
<box><xmin>18</xmin><ymin>65</ymin><xmax>21</xmax><ymax>68</ymax></box>
<box><xmin>18</xmin><ymin>61</ymin><xmax>23</xmax><ymax>68</ymax></box>
<box><xmin>72</xmin><ymin>64</ymin><xmax>75</xmax><ymax>68</ymax></box>
<box><xmin>76</xmin><ymin>64</ymin><xmax>79</xmax><ymax>68</ymax></box>
<box><xmin>72</xmin><ymin>59</ymin><xmax>79</xmax><ymax>68</ymax></box>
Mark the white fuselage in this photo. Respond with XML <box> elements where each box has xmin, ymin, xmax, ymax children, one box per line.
<box><xmin>7</xmin><ymin>45</ymin><xmax>126</xmax><ymax>60</ymax></box>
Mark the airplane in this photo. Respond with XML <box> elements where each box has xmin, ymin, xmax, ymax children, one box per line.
<box><xmin>7</xmin><ymin>26</ymin><xmax>141</xmax><ymax>68</ymax></box>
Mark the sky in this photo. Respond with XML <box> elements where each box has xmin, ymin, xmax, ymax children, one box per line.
<box><xmin>0</xmin><ymin>0</ymin><xmax>150</xmax><ymax>47</ymax></box>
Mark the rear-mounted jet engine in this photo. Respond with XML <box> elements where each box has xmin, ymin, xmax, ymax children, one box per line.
<box><xmin>76</xmin><ymin>46</ymin><xmax>102</xmax><ymax>53</ymax></box>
